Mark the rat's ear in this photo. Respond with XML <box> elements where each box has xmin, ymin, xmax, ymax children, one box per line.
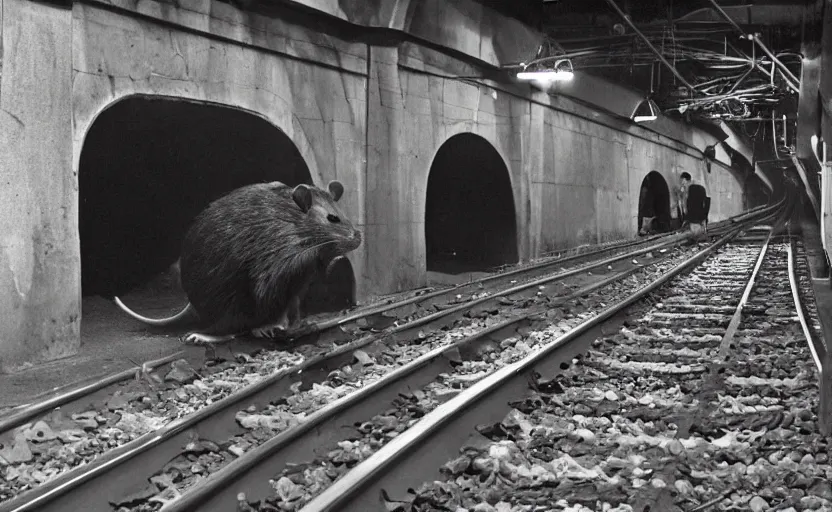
<box><xmin>292</xmin><ymin>184</ymin><xmax>313</xmax><ymax>213</ymax></box>
<box><xmin>327</xmin><ymin>180</ymin><xmax>344</xmax><ymax>202</ymax></box>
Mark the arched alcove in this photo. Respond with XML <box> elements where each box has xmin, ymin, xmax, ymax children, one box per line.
<box><xmin>424</xmin><ymin>133</ymin><xmax>518</xmax><ymax>274</ymax></box>
<box><xmin>79</xmin><ymin>96</ymin><xmax>354</xmax><ymax>325</ymax></box>
<box><xmin>637</xmin><ymin>171</ymin><xmax>672</xmax><ymax>235</ymax></box>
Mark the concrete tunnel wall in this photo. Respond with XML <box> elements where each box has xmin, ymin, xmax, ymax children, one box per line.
<box><xmin>0</xmin><ymin>0</ymin><xmax>751</xmax><ymax>371</ymax></box>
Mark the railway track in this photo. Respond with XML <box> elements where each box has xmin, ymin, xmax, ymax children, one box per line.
<box><xmin>0</xmin><ymin>202</ymin><xmax>789</xmax><ymax>512</ymax></box>
<box><xmin>280</xmin><ymin>227</ymin><xmax>830</xmax><ymax>511</ymax></box>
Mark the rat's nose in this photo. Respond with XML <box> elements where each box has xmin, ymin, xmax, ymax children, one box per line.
<box><xmin>353</xmin><ymin>229</ymin><xmax>362</xmax><ymax>243</ymax></box>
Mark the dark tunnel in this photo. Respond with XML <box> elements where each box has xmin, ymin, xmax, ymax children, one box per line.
<box><xmin>79</xmin><ymin>96</ymin><xmax>355</xmax><ymax>321</ymax></box>
<box><xmin>637</xmin><ymin>171</ymin><xmax>672</xmax><ymax>235</ymax></box>
<box><xmin>424</xmin><ymin>133</ymin><xmax>519</xmax><ymax>273</ymax></box>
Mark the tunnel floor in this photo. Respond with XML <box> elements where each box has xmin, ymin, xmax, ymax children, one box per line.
<box><xmin>0</xmin><ymin>289</ymin><xmax>192</xmax><ymax>409</ymax></box>
<box><xmin>0</xmin><ymin>283</ymin><xmax>417</xmax><ymax>409</ymax></box>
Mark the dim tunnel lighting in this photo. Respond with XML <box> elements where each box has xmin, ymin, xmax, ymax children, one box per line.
<box><xmin>516</xmin><ymin>59</ymin><xmax>574</xmax><ymax>82</ymax></box>
<box><xmin>631</xmin><ymin>98</ymin><xmax>660</xmax><ymax>123</ymax></box>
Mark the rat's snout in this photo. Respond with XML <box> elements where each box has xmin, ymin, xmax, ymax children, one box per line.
<box><xmin>352</xmin><ymin>229</ymin><xmax>362</xmax><ymax>244</ymax></box>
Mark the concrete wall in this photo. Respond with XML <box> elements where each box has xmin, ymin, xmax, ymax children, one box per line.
<box><xmin>364</xmin><ymin>45</ymin><xmax>747</xmax><ymax>292</ymax></box>
<box><xmin>0</xmin><ymin>0</ymin><xmax>77</xmax><ymax>372</ymax></box>
<box><xmin>0</xmin><ymin>0</ymin><xmax>754</xmax><ymax>370</ymax></box>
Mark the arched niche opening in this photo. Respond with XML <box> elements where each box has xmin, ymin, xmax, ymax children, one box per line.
<box><xmin>637</xmin><ymin>171</ymin><xmax>672</xmax><ymax>235</ymax></box>
<box><xmin>424</xmin><ymin>133</ymin><xmax>518</xmax><ymax>275</ymax></box>
<box><xmin>79</xmin><ymin>96</ymin><xmax>354</xmax><ymax>335</ymax></box>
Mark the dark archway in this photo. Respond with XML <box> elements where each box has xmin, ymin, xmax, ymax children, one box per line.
<box><xmin>425</xmin><ymin>134</ymin><xmax>518</xmax><ymax>273</ymax></box>
<box><xmin>637</xmin><ymin>171</ymin><xmax>672</xmax><ymax>235</ymax></box>
<box><xmin>79</xmin><ymin>96</ymin><xmax>354</xmax><ymax>318</ymax></box>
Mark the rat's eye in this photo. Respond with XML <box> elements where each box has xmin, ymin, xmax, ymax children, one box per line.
<box><xmin>327</xmin><ymin>214</ymin><xmax>341</xmax><ymax>223</ymax></box>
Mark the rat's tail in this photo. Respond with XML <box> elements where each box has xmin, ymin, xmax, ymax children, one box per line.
<box><xmin>113</xmin><ymin>297</ymin><xmax>195</xmax><ymax>327</ymax></box>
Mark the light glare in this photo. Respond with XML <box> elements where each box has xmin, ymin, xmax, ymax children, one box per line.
<box><xmin>516</xmin><ymin>70</ymin><xmax>574</xmax><ymax>82</ymax></box>
<box><xmin>633</xmin><ymin>114</ymin><xmax>658</xmax><ymax>123</ymax></box>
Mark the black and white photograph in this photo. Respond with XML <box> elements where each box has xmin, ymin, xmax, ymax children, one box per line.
<box><xmin>0</xmin><ymin>0</ymin><xmax>831</xmax><ymax>510</ymax></box>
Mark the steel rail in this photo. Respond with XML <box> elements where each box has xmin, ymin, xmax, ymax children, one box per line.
<box><xmin>787</xmin><ymin>237</ymin><xmax>831</xmax><ymax>436</ymax></box>
<box><xmin>297</xmin><ymin>226</ymin><xmax>753</xmax><ymax>512</ymax></box>
<box><xmin>0</xmin><ymin>351</ymin><xmax>185</xmax><ymax>432</ymax></box>
<box><xmin>303</xmin><ymin>223</ymin><xmax>707</xmax><ymax>334</ymax></box>
<box><xmin>158</xmin><ymin>246</ymin><xmax>690</xmax><ymax>512</ymax></box>
<box><xmin>715</xmin><ymin>229</ymin><xmax>772</xmax><ymax>360</ymax></box>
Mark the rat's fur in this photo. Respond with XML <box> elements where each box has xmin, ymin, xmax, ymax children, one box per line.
<box><xmin>114</xmin><ymin>180</ymin><xmax>361</xmax><ymax>344</ymax></box>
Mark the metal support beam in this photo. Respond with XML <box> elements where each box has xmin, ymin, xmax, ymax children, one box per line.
<box><xmin>705</xmin><ymin>0</ymin><xmax>801</xmax><ymax>92</ymax></box>
<box><xmin>603</xmin><ymin>0</ymin><xmax>698</xmax><ymax>94</ymax></box>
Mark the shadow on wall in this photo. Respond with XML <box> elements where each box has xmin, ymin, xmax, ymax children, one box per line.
<box><xmin>79</xmin><ymin>96</ymin><xmax>354</xmax><ymax>319</ymax></box>
<box><xmin>424</xmin><ymin>133</ymin><xmax>518</xmax><ymax>274</ymax></box>
<box><xmin>637</xmin><ymin>171</ymin><xmax>672</xmax><ymax>235</ymax></box>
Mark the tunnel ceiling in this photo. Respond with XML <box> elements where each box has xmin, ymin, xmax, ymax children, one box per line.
<box><xmin>532</xmin><ymin>0</ymin><xmax>821</xmax><ymax>123</ymax></box>
<box><xmin>520</xmin><ymin>0</ymin><xmax>826</xmax><ymax>198</ymax></box>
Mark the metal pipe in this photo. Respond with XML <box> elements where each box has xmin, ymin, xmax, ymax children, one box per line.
<box><xmin>704</xmin><ymin>0</ymin><xmax>801</xmax><ymax>89</ymax></box>
<box><xmin>603</xmin><ymin>0</ymin><xmax>698</xmax><ymax>94</ymax></box>
<box><xmin>726</xmin><ymin>64</ymin><xmax>755</xmax><ymax>94</ymax></box>
<box><xmin>719</xmin><ymin>117</ymin><xmax>797</xmax><ymax>122</ymax></box>
<box><xmin>757</xmin><ymin>60</ymin><xmax>799</xmax><ymax>92</ymax></box>
<box><xmin>704</xmin><ymin>0</ymin><xmax>745</xmax><ymax>33</ymax></box>
<box><xmin>679</xmin><ymin>84</ymin><xmax>773</xmax><ymax>104</ymax></box>
<box><xmin>783</xmin><ymin>114</ymin><xmax>789</xmax><ymax>149</ymax></box>
<box><xmin>575</xmin><ymin>62</ymin><xmax>654</xmax><ymax>69</ymax></box>
<box><xmin>751</xmin><ymin>34</ymin><xmax>802</xmax><ymax>88</ymax></box>
<box><xmin>725</xmin><ymin>40</ymin><xmax>800</xmax><ymax>92</ymax></box>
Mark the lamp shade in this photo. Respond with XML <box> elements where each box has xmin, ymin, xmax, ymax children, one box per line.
<box><xmin>631</xmin><ymin>98</ymin><xmax>660</xmax><ymax>123</ymax></box>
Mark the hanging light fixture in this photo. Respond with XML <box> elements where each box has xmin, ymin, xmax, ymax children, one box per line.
<box><xmin>516</xmin><ymin>58</ymin><xmax>574</xmax><ymax>82</ymax></box>
<box><xmin>631</xmin><ymin>98</ymin><xmax>660</xmax><ymax>123</ymax></box>
<box><xmin>515</xmin><ymin>38</ymin><xmax>574</xmax><ymax>85</ymax></box>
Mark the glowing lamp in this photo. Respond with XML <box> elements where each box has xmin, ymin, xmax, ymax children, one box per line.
<box><xmin>516</xmin><ymin>59</ymin><xmax>574</xmax><ymax>83</ymax></box>
<box><xmin>631</xmin><ymin>98</ymin><xmax>660</xmax><ymax>123</ymax></box>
